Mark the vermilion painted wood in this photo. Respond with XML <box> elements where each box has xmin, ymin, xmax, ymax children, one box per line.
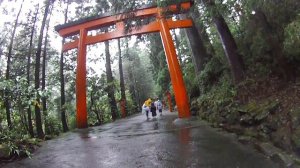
<box><xmin>62</xmin><ymin>19</ymin><xmax>193</xmax><ymax>52</ymax></box>
<box><xmin>57</xmin><ymin>1</ymin><xmax>193</xmax><ymax>128</ymax></box>
<box><xmin>76</xmin><ymin>29</ymin><xmax>88</xmax><ymax>128</ymax></box>
<box><xmin>57</xmin><ymin>2</ymin><xmax>192</xmax><ymax>37</ymax></box>
<box><xmin>158</xmin><ymin>13</ymin><xmax>190</xmax><ymax>118</ymax></box>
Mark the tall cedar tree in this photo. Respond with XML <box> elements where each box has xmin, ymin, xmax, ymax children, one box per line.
<box><xmin>180</xmin><ymin>14</ymin><xmax>211</xmax><ymax>73</ymax></box>
<box><xmin>200</xmin><ymin>0</ymin><xmax>245</xmax><ymax>83</ymax></box>
<box><xmin>27</xmin><ymin>5</ymin><xmax>39</xmax><ymax>137</ymax></box>
<box><xmin>96</xmin><ymin>0</ymin><xmax>118</xmax><ymax>120</ymax></box>
<box><xmin>60</xmin><ymin>0</ymin><xmax>69</xmax><ymax>132</ymax></box>
<box><xmin>42</xmin><ymin>6</ymin><xmax>53</xmax><ymax>135</ymax></box>
<box><xmin>34</xmin><ymin>0</ymin><xmax>52</xmax><ymax>138</ymax></box>
<box><xmin>118</xmin><ymin>39</ymin><xmax>127</xmax><ymax>118</ymax></box>
<box><xmin>5</xmin><ymin>0</ymin><xmax>24</xmax><ymax>129</ymax></box>
<box><xmin>104</xmin><ymin>39</ymin><xmax>118</xmax><ymax>120</ymax></box>
<box><xmin>190</xmin><ymin>4</ymin><xmax>215</xmax><ymax>55</ymax></box>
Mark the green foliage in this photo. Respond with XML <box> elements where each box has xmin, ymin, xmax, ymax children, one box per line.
<box><xmin>87</xmin><ymin>74</ymin><xmax>111</xmax><ymax>125</ymax></box>
<box><xmin>123</xmin><ymin>45</ymin><xmax>155</xmax><ymax>103</ymax></box>
<box><xmin>45</xmin><ymin>115</ymin><xmax>61</xmax><ymax>137</ymax></box>
<box><xmin>68</xmin><ymin>116</ymin><xmax>77</xmax><ymax>130</ymax></box>
<box><xmin>182</xmin><ymin>60</ymin><xmax>199</xmax><ymax>98</ymax></box>
<box><xmin>198</xmin><ymin>74</ymin><xmax>236</xmax><ymax>114</ymax></box>
<box><xmin>87</xmin><ymin>113</ymin><xmax>100</xmax><ymax>126</ymax></box>
<box><xmin>156</xmin><ymin>67</ymin><xmax>171</xmax><ymax>95</ymax></box>
<box><xmin>239</xmin><ymin>18</ymin><xmax>273</xmax><ymax>77</ymax></box>
<box><xmin>0</xmin><ymin>129</ymin><xmax>40</xmax><ymax>158</ymax></box>
<box><xmin>236</xmin><ymin>0</ymin><xmax>300</xmax><ymax>77</ymax></box>
<box><xmin>198</xmin><ymin>56</ymin><xmax>227</xmax><ymax>92</ymax></box>
<box><xmin>125</xmin><ymin>90</ymin><xmax>138</xmax><ymax>115</ymax></box>
<box><xmin>284</xmin><ymin>16</ymin><xmax>300</xmax><ymax>63</ymax></box>
<box><xmin>156</xmin><ymin>0</ymin><xmax>184</xmax><ymax>7</ymax></box>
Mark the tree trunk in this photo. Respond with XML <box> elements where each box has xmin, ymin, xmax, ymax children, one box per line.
<box><xmin>191</xmin><ymin>5</ymin><xmax>215</xmax><ymax>55</ymax></box>
<box><xmin>172</xmin><ymin>29</ymin><xmax>183</xmax><ymax>65</ymax></box>
<box><xmin>202</xmin><ymin>0</ymin><xmax>245</xmax><ymax>83</ymax></box>
<box><xmin>42</xmin><ymin>10</ymin><xmax>52</xmax><ymax>135</ymax></box>
<box><xmin>118</xmin><ymin>39</ymin><xmax>126</xmax><ymax>118</ymax></box>
<box><xmin>180</xmin><ymin>14</ymin><xmax>211</xmax><ymax>74</ymax></box>
<box><xmin>26</xmin><ymin>5</ymin><xmax>39</xmax><ymax>137</ymax></box>
<box><xmin>214</xmin><ymin>15</ymin><xmax>245</xmax><ymax>83</ymax></box>
<box><xmin>19</xmin><ymin>107</ymin><xmax>28</xmax><ymax>132</ymax></box>
<box><xmin>60</xmin><ymin>38</ymin><xmax>69</xmax><ymax>132</ymax></box>
<box><xmin>4</xmin><ymin>0</ymin><xmax>24</xmax><ymax>129</ymax></box>
<box><xmin>35</xmin><ymin>0</ymin><xmax>51</xmax><ymax>139</ymax></box>
<box><xmin>104</xmin><ymin>40</ymin><xmax>118</xmax><ymax>121</ymax></box>
<box><xmin>60</xmin><ymin>0</ymin><xmax>69</xmax><ymax>132</ymax></box>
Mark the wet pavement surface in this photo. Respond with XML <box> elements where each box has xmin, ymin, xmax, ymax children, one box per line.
<box><xmin>3</xmin><ymin>111</ymin><xmax>282</xmax><ymax>168</ymax></box>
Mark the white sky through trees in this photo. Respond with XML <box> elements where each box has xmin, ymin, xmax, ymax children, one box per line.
<box><xmin>0</xmin><ymin>0</ymin><xmax>149</xmax><ymax>77</ymax></box>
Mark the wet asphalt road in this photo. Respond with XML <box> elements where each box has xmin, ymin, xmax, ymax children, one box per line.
<box><xmin>3</xmin><ymin>111</ymin><xmax>281</xmax><ymax>168</ymax></box>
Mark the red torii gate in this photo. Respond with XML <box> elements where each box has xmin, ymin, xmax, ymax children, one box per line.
<box><xmin>55</xmin><ymin>1</ymin><xmax>193</xmax><ymax>128</ymax></box>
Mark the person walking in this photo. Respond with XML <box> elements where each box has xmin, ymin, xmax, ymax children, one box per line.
<box><xmin>143</xmin><ymin>98</ymin><xmax>152</xmax><ymax>119</ymax></box>
<box><xmin>156</xmin><ymin>99</ymin><xmax>163</xmax><ymax>115</ymax></box>
<box><xmin>150</xmin><ymin>101</ymin><xmax>157</xmax><ymax>117</ymax></box>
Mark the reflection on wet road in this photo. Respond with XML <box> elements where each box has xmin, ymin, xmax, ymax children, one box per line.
<box><xmin>3</xmin><ymin>111</ymin><xmax>282</xmax><ymax>168</ymax></box>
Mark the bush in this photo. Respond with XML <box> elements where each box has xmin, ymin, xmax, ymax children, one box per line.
<box><xmin>0</xmin><ymin>129</ymin><xmax>40</xmax><ymax>159</ymax></box>
<box><xmin>68</xmin><ymin>116</ymin><xmax>77</xmax><ymax>130</ymax></box>
<box><xmin>197</xmin><ymin>74</ymin><xmax>237</xmax><ymax>122</ymax></box>
<box><xmin>284</xmin><ymin>16</ymin><xmax>300</xmax><ymax>73</ymax></box>
<box><xmin>198</xmin><ymin>56</ymin><xmax>227</xmax><ymax>93</ymax></box>
<box><xmin>45</xmin><ymin>115</ymin><xmax>61</xmax><ymax>137</ymax></box>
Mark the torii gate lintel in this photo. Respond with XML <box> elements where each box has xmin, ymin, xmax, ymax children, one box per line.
<box><xmin>55</xmin><ymin>1</ymin><xmax>193</xmax><ymax>128</ymax></box>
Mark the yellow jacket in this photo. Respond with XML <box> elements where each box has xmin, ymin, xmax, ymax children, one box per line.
<box><xmin>144</xmin><ymin>99</ymin><xmax>152</xmax><ymax>107</ymax></box>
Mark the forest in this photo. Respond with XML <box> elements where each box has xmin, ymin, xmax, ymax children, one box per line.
<box><xmin>0</xmin><ymin>0</ymin><xmax>300</xmax><ymax>162</ymax></box>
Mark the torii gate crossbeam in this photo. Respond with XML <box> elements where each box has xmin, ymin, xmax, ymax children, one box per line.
<box><xmin>55</xmin><ymin>1</ymin><xmax>193</xmax><ymax>128</ymax></box>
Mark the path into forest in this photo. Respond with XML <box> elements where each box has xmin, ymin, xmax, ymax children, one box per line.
<box><xmin>3</xmin><ymin>111</ymin><xmax>282</xmax><ymax>168</ymax></box>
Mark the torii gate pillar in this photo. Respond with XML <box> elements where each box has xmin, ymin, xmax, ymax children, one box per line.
<box><xmin>76</xmin><ymin>29</ymin><xmax>88</xmax><ymax>128</ymax></box>
<box><xmin>158</xmin><ymin>16</ymin><xmax>190</xmax><ymax>118</ymax></box>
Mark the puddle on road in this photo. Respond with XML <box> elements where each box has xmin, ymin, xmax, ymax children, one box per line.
<box><xmin>80</xmin><ymin>135</ymin><xmax>98</xmax><ymax>139</ymax></box>
<box><xmin>79</xmin><ymin>132</ymin><xmax>98</xmax><ymax>140</ymax></box>
<box><xmin>179</xmin><ymin>127</ymin><xmax>191</xmax><ymax>145</ymax></box>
